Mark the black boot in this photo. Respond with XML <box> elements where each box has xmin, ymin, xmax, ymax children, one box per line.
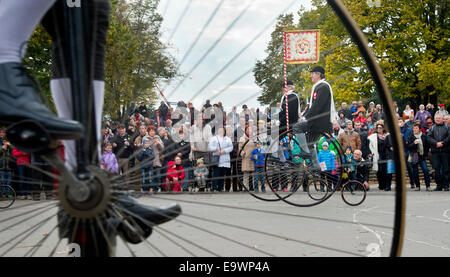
<box><xmin>115</xmin><ymin>194</ymin><xmax>182</xmax><ymax>244</ymax></box>
<box><xmin>0</xmin><ymin>63</ymin><xmax>83</xmax><ymax>140</ymax></box>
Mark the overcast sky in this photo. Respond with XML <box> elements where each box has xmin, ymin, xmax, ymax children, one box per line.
<box><xmin>156</xmin><ymin>0</ymin><xmax>312</xmax><ymax>112</ymax></box>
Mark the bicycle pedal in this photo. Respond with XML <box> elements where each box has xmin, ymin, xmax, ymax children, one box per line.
<box><xmin>6</xmin><ymin>120</ymin><xmax>58</xmax><ymax>153</ymax></box>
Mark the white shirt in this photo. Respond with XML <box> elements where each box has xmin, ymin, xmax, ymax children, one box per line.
<box><xmin>309</xmin><ymin>79</ymin><xmax>338</xmax><ymax>123</ymax></box>
<box><xmin>208</xmin><ymin>135</ymin><xmax>233</xmax><ymax>168</ymax></box>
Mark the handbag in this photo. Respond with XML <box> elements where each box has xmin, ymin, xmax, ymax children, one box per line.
<box><xmin>387</xmin><ymin>159</ymin><xmax>395</xmax><ymax>174</ymax></box>
<box><xmin>209</xmin><ymin>136</ymin><xmax>221</xmax><ymax>165</ymax></box>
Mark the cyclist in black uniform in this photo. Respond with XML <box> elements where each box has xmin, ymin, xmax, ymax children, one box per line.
<box><xmin>293</xmin><ymin>66</ymin><xmax>338</xmax><ymax>164</ymax></box>
<box><xmin>278</xmin><ymin>80</ymin><xmax>301</xmax><ymax>133</ymax></box>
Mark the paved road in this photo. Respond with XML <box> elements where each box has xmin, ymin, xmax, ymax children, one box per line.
<box><xmin>0</xmin><ymin>187</ymin><xmax>449</xmax><ymax>257</ymax></box>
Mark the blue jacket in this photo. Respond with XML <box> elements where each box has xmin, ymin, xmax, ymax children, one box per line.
<box><xmin>280</xmin><ymin>136</ymin><xmax>290</xmax><ymax>159</ymax></box>
<box><xmin>251</xmin><ymin>148</ymin><xmax>266</xmax><ymax>167</ymax></box>
<box><xmin>400</xmin><ymin>125</ymin><xmax>412</xmax><ymax>153</ymax></box>
<box><xmin>318</xmin><ymin>150</ymin><xmax>336</xmax><ymax>171</ymax></box>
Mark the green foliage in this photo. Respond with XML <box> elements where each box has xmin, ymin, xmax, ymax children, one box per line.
<box><xmin>254</xmin><ymin>0</ymin><xmax>449</xmax><ymax>108</ymax></box>
<box><xmin>105</xmin><ymin>0</ymin><xmax>178</xmax><ymax>122</ymax></box>
<box><xmin>23</xmin><ymin>0</ymin><xmax>178</xmax><ymax>121</ymax></box>
<box><xmin>23</xmin><ymin>25</ymin><xmax>54</xmax><ymax>111</ymax></box>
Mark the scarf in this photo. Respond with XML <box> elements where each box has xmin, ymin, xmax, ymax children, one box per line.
<box><xmin>414</xmin><ymin>133</ymin><xmax>424</xmax><ymax>155</ymax></box>
<box><xmin>309</xmin><ymin>79</ymin><xmax>338</xmax><ymax>123</ymax></box>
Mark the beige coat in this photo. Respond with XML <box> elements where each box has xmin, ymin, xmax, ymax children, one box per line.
<box><xmin>239</xmin><ymin>135</ymin><xmax>255</xmax><ymax>172</ymax></box>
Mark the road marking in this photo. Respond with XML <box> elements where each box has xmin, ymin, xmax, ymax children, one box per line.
<box><xmin>443</xmin><ymin>209</ymin><xmax>450</xmax><ymax>220</ymax></box>
<box><xmin>353</xmin><ymin>206</ymin><xmax>383</xmax><ymax>257</ymax></box>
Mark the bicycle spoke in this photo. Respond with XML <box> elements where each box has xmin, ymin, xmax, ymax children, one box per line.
<box><xmin>0</xmin><ymin>211</ymin><xmax>57</xmax><ymax>257</ymax></box>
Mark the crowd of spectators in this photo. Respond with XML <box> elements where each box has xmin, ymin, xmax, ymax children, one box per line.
<box><xmin>1</xmin><ymin>99</ymin><xmax>449</xmax><ymax>199</ymax></box>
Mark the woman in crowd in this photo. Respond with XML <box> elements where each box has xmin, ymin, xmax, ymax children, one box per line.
<box><xmin>147</xmin><ymin>126</ymin><xmax>164</xmax><ymax>192</ymax></box>
<box><xmin>368</xmin><ymin>121</ymin><xmax>392</xmax><ymax>191</ymax></box>
<box><xmin>406</xmin><ymin>124</ymin><xmax>431</xmax><ymax>191</ymax></box>
<box><xmin>208</xmin><ymin>127</ymin><xmax>233</xmax><ymax>192</ymax></box>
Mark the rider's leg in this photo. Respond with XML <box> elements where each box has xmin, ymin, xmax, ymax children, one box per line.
<box><xmin>42</xmin><ymin>0</ymin><xmax>109</xmax><ymax>169</ymax></box>
<box><xmin>292</xmin><ymin>122</ymin><xmax>320</xmax><ymax>168</ymax></box>
<box><xmin>0</xmin><ymin>0</ymin><xmax>83</xmax><ymax>140</ymax></box>
<box><xmin>50</xmin><ymin>79</ymin><xmax>105</xmax><ymax>170</ymax></box>
<box><xmin>0</xmin><ymin>0</ymin><xmax>56</xmax><ymax>64</ymax></box>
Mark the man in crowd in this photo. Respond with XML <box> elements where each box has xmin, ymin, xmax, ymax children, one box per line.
<box><xmin>354</xmin><ymin>121</ymin><xmax>370</xmax><ymax>159</ymax></box>
<box><xmin>426</xmin><ymin>114</ymin><xmax>450</xmax><ymax>191</ymax></box>
<box><xmin>371</xmin><ymin>104</ymin><xmax>384</xmax><ymax>122</ymax></box>
<box><xmin>436</xmin><ymin>104</ymin><xmax>448</xmax><ymax>117</ymax></box>
<box><xmin>338</xmin><ymin>120</ymin><xmax>361</xmax><ymax>151</ymax></box>
<box><xmin>339</xmin><ymin>102</ymin><xmax>352</xmax><ymax>120</ymax></box>
<box><xmin>426</xmin><ymin>103</ymin><xmax>437</xmax><ymax>119</ymax></box>
<box><xmin>352</xmin><ymin>150</ymin><xmax>370</xmax><ymax>190</ymax></box>
<box><xmin>399</xmin><ymin>117</ymin><xmax>415</xmax><ymax>189</ymax></box>
<box><xmin>112</xmin><ymin>124</ymin><xmax>134</xmax><ymax>186</ymax></box>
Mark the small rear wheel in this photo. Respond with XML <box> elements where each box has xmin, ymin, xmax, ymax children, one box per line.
<box><xmin>0</xmin><ymin>185</ymin><xmax>16</xmax><ymax>209</ymax></box>
<box><xmin>341</xmin><ymin>180</ymin><xmax>367</xmax><ymax>206</ymax></box>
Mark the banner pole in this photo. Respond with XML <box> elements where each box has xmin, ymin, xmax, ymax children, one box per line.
<box><xmin>283</xmin><ymin>30</ymin><xmax>289</xmax><ymax>131</ymax></box>
<box><xmin>155</xmin><ymin>83</ymin><xmax>170</xmax><ymax>108</ymax></box>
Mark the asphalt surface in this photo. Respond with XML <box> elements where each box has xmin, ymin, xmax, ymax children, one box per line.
<box><xmin>0</xmin><ymin>186</ymin><xmax>449</xmax><ymax>257</ymax></box>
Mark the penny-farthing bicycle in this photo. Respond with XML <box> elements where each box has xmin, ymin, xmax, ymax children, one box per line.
<box><xmin>0</xmin><ymin>0</ymin><xmax>406</xmax><ymax>257</ymax></box>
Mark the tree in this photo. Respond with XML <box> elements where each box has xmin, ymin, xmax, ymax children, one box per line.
<box><xmin>254</xmin><ymin>0</ymin><xmax>449</xmax><ymax>109</ymax></box>
<box><xmin>105</xmin><ymin>0</ymin><xmax>178</xmax><ymax>122</ymax></box>
<box><xmin>23</xmin><ymin>0</ymin><xmax>179</xmax><ymax>122</ymax></box>
<box><xmin>23</xmin><ymin>25</ymin><xmax>54</xmax><ymax>111</ymax></box>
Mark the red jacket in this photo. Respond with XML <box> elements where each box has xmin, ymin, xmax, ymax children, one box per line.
<box><xmin>12</xmin><ymin>148</ymin><xmax>30</xmax><ymax>166</ymax></box>
<box><xmin>164</xmin><ymin>161</ymin><xmax>185</xmax><ymax>191</ymax></box>
<box><xmin>354</xmin><ymin>116</ymin><xmax>367</xmax><ymax>125</ymax></box>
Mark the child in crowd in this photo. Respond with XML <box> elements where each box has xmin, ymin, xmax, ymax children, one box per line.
<box><xmin>343</xmin><ymin>146</ymin><xmax>356</xmax><ymax>185</ymax></box>
<box><xmin>164</xmin><ymin>157</ymin><xmax>185</xmax><ymax>192</ymax></box>
<box><xmin>251</xmin><ymin>140</ymin><xmax>266</xmax><ymax>192</ymax></box>
<box><xmin>193</xmin><ymin>158</ymin><xmax>209</xmax><ymax>192</ymax></box>
<box><xmin>280</xmin><ymin>135</ymin><xmax>291</xmax><ymax>161</ymax></box>
<box><xmin>317</xmin><ymin>142</ymin><xmax>336</xmax><ymax>191</ymax></box>
<box><xmin>101</xmin><ymin>143</ymin><xmax>119</xmax><ymax>174</ymax></box>
<box><xmin>137</xmin><ymin>139</ymin><xmax>155</xmax><ymax>194</ymax></box>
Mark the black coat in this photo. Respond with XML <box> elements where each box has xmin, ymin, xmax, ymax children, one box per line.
<box><xmin>112</xmin><ymin>133</ymin><xmax>134</xmax><ymax>159</ymax></box>
<box><xmin>426</xmin><ymin>123</ymin><xmax>450</xmax><ymax>153</ymax></box>
<box><xmin>303</xmin><ymin>81</ymin><xmax>333</xmax><ymax>134</ymax></box>
<box><xmin>279</xmin><ymin>92</ymin><xmax>300</xmax><ymax>131</ymax></box>
<box><xmin>161</xmin><ymin>136</ymin><xmax>177</xmax><ymax>164</ymax></box>
<box><xmin>354</xmin><ymin>158</ymin><xmax>370</xmax><ymax>182</ymax></box>
<box><xmin>406</xmin><ymin>132</ymin><xmax>429</xmax><ymax>160</ymax></box>
<box><xmin>174</xmin><ymin>139</ymin><xmax>191</xmax><ymax>167</ymax></box>
<box><xmin>356</xmin><ymin>129</ymin><xmax>370</xmax><ymax>158</ymax></box>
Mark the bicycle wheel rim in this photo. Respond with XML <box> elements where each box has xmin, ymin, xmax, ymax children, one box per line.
<box><xmin>0</xmin><ymin>185</ymin><xmax>15</xmax><ymax>209</ymax></box>
<box><xmin>340</xmin><ymin>181</ymin><xmax>366</xmax><ymax>207</ymax></box>
<box><xmin>327</xmin><ymin>0</ymin><xmax>406</xmax><ymax>257</ymax></box>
